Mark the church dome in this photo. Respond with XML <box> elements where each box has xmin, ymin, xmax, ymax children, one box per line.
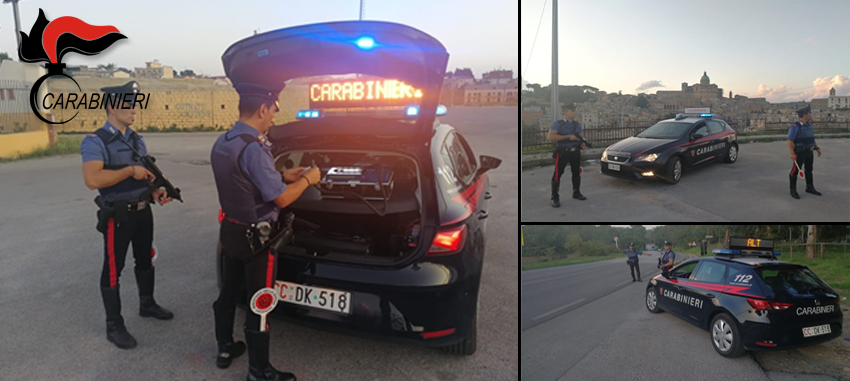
<box><xmin>700</xmin><ymin>71</ymin><xmax>710</xmax><ymax>85</ymax></box>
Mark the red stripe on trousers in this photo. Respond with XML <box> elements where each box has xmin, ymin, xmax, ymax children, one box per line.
<box><xmin>266</xmin><ymin>251</ymin><xmax>274</xmax><ymax>288</ymax></box>
<box><xmin>107</xmin><ymin>219</ymin><xmax>117</xmax><ymax>287</ymax></box>
<box><xmin>554</xmin><ymin>153</ymin><xmax>560</xmax><ymax>181</ymax></box>
<box><xmin>790</xmin><ymin>163</ymin><xmax>797</xmax><ymax>176</ymax></box>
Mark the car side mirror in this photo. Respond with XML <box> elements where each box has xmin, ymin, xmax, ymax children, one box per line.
<box><xmin>691</xmin><ymin>133</ymin><xmax>703</xmax><ymax>141</ymax></box>
<box><xmin>476</xmin><ymin>155</ymin><xmax>502</xmax><ymax>176</ymax></box>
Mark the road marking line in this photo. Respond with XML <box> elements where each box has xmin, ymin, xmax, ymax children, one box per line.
<box><xmin>615</xmin><ymin>280</ymin><xmax>632</xmax><ymax>287</ymax></box>
<box><xmin>533</xmin><ymin>298</ymin><xmax>587</xmax><ymax>320</ymax></box>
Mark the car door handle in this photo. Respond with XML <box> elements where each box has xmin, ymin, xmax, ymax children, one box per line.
<box><xmin>478</xmin><ymin>211</ymin><xmax>488</xmax><ymax>220</ymax></box>
<box><xmin>705</xmin><ymin>294</ymin><xmax>715</xmax><ymax>299</ymax></box>
<box><xmin>484</xmin><ymin>191</ymin><xmax>492</xmax><ymax>200</ymax></box>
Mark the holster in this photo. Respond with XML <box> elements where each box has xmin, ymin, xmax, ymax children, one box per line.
<box><xmin>94</xmin><ymin>196</ymin><xmax>126</xmax><ymax>233</ymax></box>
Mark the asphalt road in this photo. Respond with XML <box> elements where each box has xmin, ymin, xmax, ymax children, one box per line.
<box><xmin>0</xmin><ymin>106</ymin><xmax>517</xmax><ymax>381</ymax></box>
<box><xmin>521</xmin><ymin>252</ymin><xmax>776</xmax><ymax>381</ymax></box>
<box><xmin>521</xmin><ymin>139</ymin><xmax>850</xmax><ymax>222</ymax></box>
<box><xmin>521</xmin><ymin>249</ymin><xmax>664</xmax><ymax>331</ymax></box>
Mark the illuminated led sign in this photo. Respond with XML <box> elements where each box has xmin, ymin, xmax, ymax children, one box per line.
<box><xmin>309</xmin><ymin>79</ymin><xmax>423</xmax><ymax>108</ymax></box>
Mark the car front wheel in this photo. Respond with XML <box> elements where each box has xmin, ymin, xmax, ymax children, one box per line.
<box><xmin>662</xmin><ymin>157</ymin><xmax>682</xmax><ymax>184</ymax></box>
<box><xmin>646</xmin><ymin>288</ymin><xmax>662</xmax><ymax>313</ymax></box>
<box><xmin>710</xmin><ymin>313</ymin><xmax>746</xmax><ymax>357</ymax></box>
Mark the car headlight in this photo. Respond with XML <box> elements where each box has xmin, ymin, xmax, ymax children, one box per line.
<box><xmin>634</xmin><ymin>153</ymin><xmax>658</xmax><ymax>162</ymax></box>
<box><xmin>601</xmin><ymin>149</ymin><xmax>608</xmax><ymax>161</ymax></box>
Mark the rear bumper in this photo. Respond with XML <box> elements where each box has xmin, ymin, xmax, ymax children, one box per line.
<box><xmin>739</xmin><ymin>316</ymin><xmax>843</xmax><ymax>351</ymax></box>
<box><xmin>218</xmin><ymin>245</ymin><xmax>482</xmax><ymax>347</ymax></box>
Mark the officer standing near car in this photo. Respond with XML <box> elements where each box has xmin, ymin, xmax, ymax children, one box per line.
<box><xmin>700</xmin><ymin>239</ymin><xmax>708</xmax><ymax>256</ymax></box>
<box><xmin>616</xmin><ymin>242</ymin><xmax>650</xmax><ymax>282</ymax></box>
<box><xmin>787</xmin><ymin>104</ymin><xmax>822</xmax><ymax>199</ymax></box>
<box><xmin>659</xmin><ymin>241</ymin><xmax>676</xmax><ymax>273</ymax></box>
<box><xmin>547</xmin><ymin>104</ymin><xmax>588</xmax><ymax>207</ymax></box>
<box><xmin>210</xmin><ymin>83</ymin><xmax>320</xmax><ymax>381</ymax></box>
<box><xmin>80</xmin><ymin>81</ymin><xmax>175</xmax><ymax>349</ymax></box>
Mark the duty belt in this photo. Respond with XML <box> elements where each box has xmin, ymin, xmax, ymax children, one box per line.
<box><xmin>106</xmin><ymin>199</ymin><xmax>149</xmax><ymax>212</ymax></box>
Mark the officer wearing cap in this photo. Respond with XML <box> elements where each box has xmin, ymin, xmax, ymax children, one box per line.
<box><xmin>547</xmin><ymin>104</ymin><xmax>588</xmax><ymax>207</ymax></box>
<box><xmin>210</xmin><ymin>82</ymin><xmax>319</xmax><ymax>381</ymax></box>
<box><xmin>787</xmin><ymin>104</ymin><xmax>822</xmax><ymax>199</ymax></box>
<box><xmin>615</xmin><ymin>242</ymin><xmax>650</xmax><ymax>282</ymax></box>
<box><xmin>80</xmin><ymin>81</ymin><xmax>174</xmax><ymax>349</ymax></box>
<box><xmin>659</xmin><ymin>241</ymin><xmax>675</xmax><ymax>272</ymax></box>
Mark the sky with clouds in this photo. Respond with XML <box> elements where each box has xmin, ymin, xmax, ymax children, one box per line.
<box><xmin>521</xmin><ymin>0</ymin><xmax>850</xmax><ymax>103</ymax></box>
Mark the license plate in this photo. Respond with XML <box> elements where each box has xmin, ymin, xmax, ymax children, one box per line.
<box><xmin>608</xmin><ymin>164</ymin><xmax>620</xmax><ymax>171</ymax></box>
<box><xmin>274</xmin><ymin>281</ymin><xmax>352</xmax><ymax>315</ymax></box>
<box><xmin>802</xmin><ymin>324</ymin><xmax>831</xmax><ymax>337</ymax></box>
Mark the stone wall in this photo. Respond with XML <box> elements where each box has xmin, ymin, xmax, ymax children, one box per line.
<box><xmin>48</xmin><ymin>85</ymin><xmax>310</xmax><ymax>133</ymax></box>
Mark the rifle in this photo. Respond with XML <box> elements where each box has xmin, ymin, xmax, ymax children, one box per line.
<box><xmin>116</xmin><ymin>134</ymin><xmax>183</xmax><ymax>203</ymax></box>
<box><xmin>574</xmin><ymin>132</ymin><xmax>593</xmax><ymax>149</ymax></box>
<box><xmin>139</xmin><ymin>155</ymin><xmax>183</xmax><ymax>203</ymax></box>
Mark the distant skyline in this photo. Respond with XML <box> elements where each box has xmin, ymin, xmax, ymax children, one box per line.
<box><xmin>0</xmin><ymin>0</ymin><xmax>517</xmax><ymax>78</ymax></box>
<box><xmin>521</xmin><ymin>0</ymin><xmax>850</xmax><ymax>103</ymax></box>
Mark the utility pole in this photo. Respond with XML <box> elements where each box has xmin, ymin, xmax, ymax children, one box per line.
<box><xmin>359</xmin><ymin>0</ymin><xmax>365</xmax><ymax>20</ymax></box>
<box><xmin>3</xmin><ymin>0</ymin><xmax>23</xmax><ymax>49</ymax></box>
<box><xmin>550</xmin><ymin>0</ymin><xmax>559</xmax><ymax>124</ymax></box>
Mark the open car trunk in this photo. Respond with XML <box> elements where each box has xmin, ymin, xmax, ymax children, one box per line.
<box><xmin>274</xmin><ymin>148</ymin><xmax>425</xmax><ymax>266</ymax></box>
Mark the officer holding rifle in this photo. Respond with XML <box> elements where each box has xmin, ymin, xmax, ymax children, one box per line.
<box><xmin>80</xmin><ymin>81</ymin><xmax>176</xmax><ymax>349</ymax></box>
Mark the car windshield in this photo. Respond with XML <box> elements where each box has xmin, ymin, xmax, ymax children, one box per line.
<box><xmin>636</xmin><ymin>122</ymin><xmax>692</xmax><ymax>139</ymax></box>
<box><xmin>755</xmin><ymin>266</ymin><xmax>834</xmax><ymax>298</ymax></box>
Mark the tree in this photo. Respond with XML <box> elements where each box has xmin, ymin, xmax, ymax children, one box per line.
<box><xmin>173</xmin><ymin>69</ymin><xmax>179</xmax><ymax>78</ymax></box>
<box><xmin>528</xmin><ymin>83</ymin><xmax>542</xmax><ymax>93</ymax></box>
<box><xmin>180</xmin><ymin>69</ymin><xmax>196</xmax><ymax>77</ymax></box>
<box><xmin>806</xmin><ymin>225</ymin><xmax>816</xmax><ymax>259</ymax></box>
<box><xmin>636</xmin><ymin>94</ymin><xmax>648</xmax><ymax>109</ymax></box>
<box><xmin>564</xmin><ymin>232</ymin><xmax>582</xmax><ymax>254</ymax></box>
<box><xmin>106</xmin><ymin>63</ymin><xmax>116</xmax><ymax>70</ymax></box>
<box><xmin>0</xmin><ymin>52</ymin><xmax>11</xmax><ymax>61</ymax></box>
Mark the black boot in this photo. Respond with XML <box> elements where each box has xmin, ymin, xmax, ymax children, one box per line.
<box><xmin>790</xmin><ymin>188</ymin><xmax>800</xmax><ymax>199</ymax></box>
<box><xmin>101</xmin><ymin>285</ymin><xmax>137</xmax><ymax>349</ymax></box>
<box><xmin>550</xmin><ymin>181</ymin><xmax>560</xmax><ymax>207</ymax></box>
<box><xmin>805</xmin><ymin>176</ymin><xmax>822</xmax><ymax>196</ymax></box>
<box><xmin>245</xmin><ymin>329</ymin><xmax>296</xmax><ymax>381</ymax></box>
<box><xmin>572</xmin><ymin>177</ymin><xmax>586</xmax><ymax>200</ymax></box>
<box><xmin>136</xmin><ymin>268</ymin><xmax>174</xmax><ymax>320</ymax></box>
<box><xmin>214</xmin><ymin>301</ymin><xmax>246</xmax><ymax>369</ymax></box>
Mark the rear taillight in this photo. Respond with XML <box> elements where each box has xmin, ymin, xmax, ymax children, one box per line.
<box><xmin>426</xmin><ymin>225</ymin><xmax>467</xmax><ymax>256</ymax></box>
<box><xmin>747</xmin><ymin>299</ymin><xmax>793</xmax><ymax>311</ymax></box>
<box><xmin>218</xmin><ymin>209</ymin><xmax>225</xmax><ymax>224</ymax></box>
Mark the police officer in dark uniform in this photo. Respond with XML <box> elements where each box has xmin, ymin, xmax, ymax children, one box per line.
<box><xmin>616</xmin><ymin>242</ymin><xmax>650</xmax><ymax>282</ymax></box>
<box><xmin>547</xmin><ymin>104</ymin><xmax>587</xmax><ymax>207</ymax></box>
<box><xmin>81</xmin><ymin>81</ymin><xmax>175</xmax><ymax>349</ymax></box>
<box><xmin>659</xmin><ymin>241</ymin><xmax>676</xmax><ymax>273</ymax></box>
<box><xmin>210</xmin><ymin>83</ymin><xmax>320</xmax><ymax>381</ymax></box>
<box><xmin>787</xmin><ymin>104</ymin><xmax>822</xmax><ymax>199</ymax></box>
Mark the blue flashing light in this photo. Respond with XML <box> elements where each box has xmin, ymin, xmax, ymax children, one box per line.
<box><xmin>406</xmin><ymin>106</ymin><xmax>419</xmax><ymax>116</ymax></box>
<box><xmin>296</xmin><ymin>110</ymin><xmax>320</xmax><ymax>119</ymax></box>
<box><xmin>699</xmin><ymin>113</ymin><xmax>714</xmax><ymax>118</ymax></box>
<box><xmin>773</xmin><ymin>251</ymin><xmax>781</xmax><ymax>256</ymax></box>
<box><xmin>436</xmin><ymin>105</ymin><xmax>447</xmax><ymax>115</ymax></box>
<box><xmin>713</xmin><ymin>249</ymin><xmax>741</xmax><ymax>255</ymax></box>
<box><xmin>356</xmin><ymin>36</ymin><xmax>375</xmax><ymax>50</ymax></box>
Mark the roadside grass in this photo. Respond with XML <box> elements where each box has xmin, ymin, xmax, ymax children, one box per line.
<box><xmin>776</xmin><ymin>246</ymin><xmax>850</xmax><ymax>295</ymax></box>
<box><xmin>522</xmin><ymin>253</ymin><xmax>623</xmax><ymax>271</ymax></box>
<box><xmin>0</xmin><ymin>135</ymin><xmax>83</xmax><ymax>162</ymax></box>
